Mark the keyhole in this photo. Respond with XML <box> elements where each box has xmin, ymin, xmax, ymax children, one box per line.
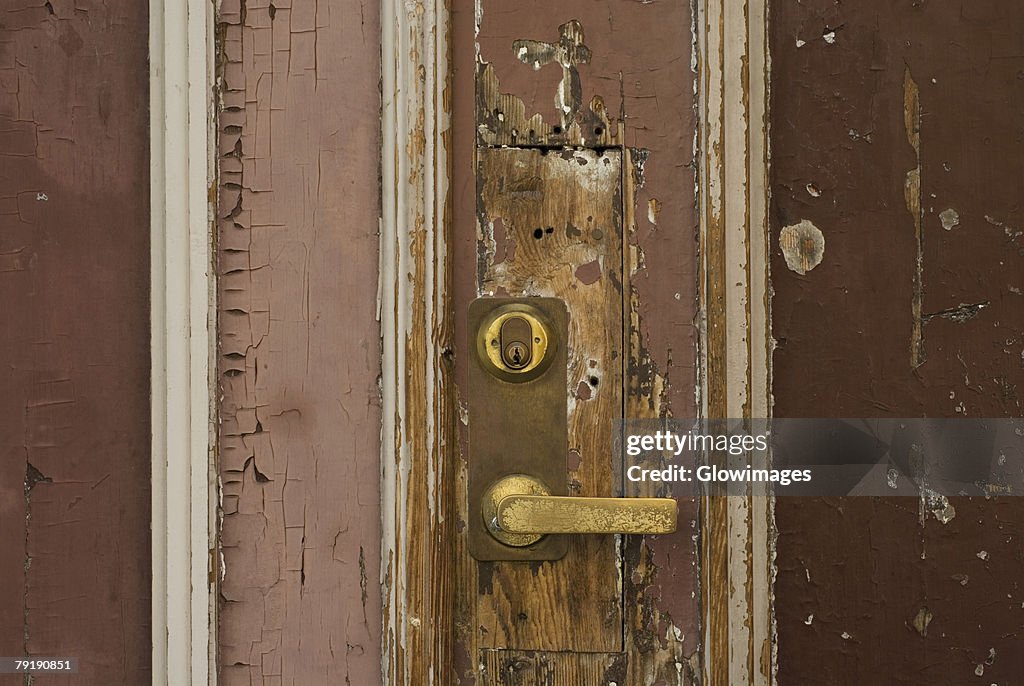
<box><xmin>503</xmin><ymin>341</ymin><xmax>530</xmax><ymax>369</ymax></box>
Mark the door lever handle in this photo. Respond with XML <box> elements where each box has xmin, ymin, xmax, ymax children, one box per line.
<box><xmin>482</xmin><ymin>475</ymin><xmax>677</xmax><ymax>547</ymax></box>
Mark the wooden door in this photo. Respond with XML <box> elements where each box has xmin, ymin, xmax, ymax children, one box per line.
<box><xmin>769</xmin><ymin>1</ymin><xmax>1024</xmax><ymax>683</ymax></box>
<box><xmin>447</xmin><ymin>3</ymin><xmax>702</xmax><ymax>683</ymax></box>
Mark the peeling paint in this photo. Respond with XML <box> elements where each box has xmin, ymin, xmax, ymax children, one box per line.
<box><xmin>939</xmin><ymin>208</ymin><xmax>960</xmax><ymax>231</ymax></box>
<box><xmin>217</xmin><ymin>0</ymin><xmax>386</xmax><ymax>681</ymax></box>
<box><xmin>912</xmin><ymin>607</ymin><xmax>933</xmax><ymax>636</ymax></box>
<box><xmin>779</xmin><ymin>220</ymin><xmax>825</xmax><ymax>275</ymax></box>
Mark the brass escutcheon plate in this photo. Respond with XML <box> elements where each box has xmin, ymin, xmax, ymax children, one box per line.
<box><xmin>468</xmin><ymin>297</ymin><xmax>569</xmax><ymax>561</ymax></box>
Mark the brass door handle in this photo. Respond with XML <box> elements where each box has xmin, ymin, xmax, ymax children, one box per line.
<box><xmin>483</xmin><ymin>475</ymin><xmax>677</xmax><ymax>547</ymax></box>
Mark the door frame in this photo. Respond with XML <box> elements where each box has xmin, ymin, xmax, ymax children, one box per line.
<box><xmin>380</xmin><ymin>1</ymin><xmax>775</xmax><ymax>684</ymax></box>
<box><xmin>150</xmin><ymin>0</ymin><xmax>217</xmax><ymax>682</ymax></box>
<box><xmin>697</xmin><ymin>0</ymin><xmax>775</xmax><ymax>683</ymax></box>
<box><xmin>380</xmin><ymin>0</ymin><xmax>455</xmax><ymax>680</ymax></box>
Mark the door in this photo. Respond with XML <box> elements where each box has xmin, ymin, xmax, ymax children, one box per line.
<box><xmin>769</xmin><ymin>2</ymin><xmax>1024</xmax><ymax>683</ymax></box>
<box><xmin>447</xmin><ymin>3</ymin><xmax>704</xmax><ymax>683</ymax></box>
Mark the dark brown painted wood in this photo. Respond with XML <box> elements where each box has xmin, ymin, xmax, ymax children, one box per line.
<box><xmin>771</xmin><ymin>1</ymin><xmax>1024</xmax><ymax>683</ymax></box>
<box><xmin>215</xmin><ymin>0</ymin><xmax>383</xmax><ymax>682</ymax></box>
<box><xmin>0</xmin><ymin>1</ymin><xmax>151</xmax><ymax>683</ymax></box>
<box><xmin>451</xmin><ymin>2</ymin><xmax>699</xmax><ymax>683</ymax></box>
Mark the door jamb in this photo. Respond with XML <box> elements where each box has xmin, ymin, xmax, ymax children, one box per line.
<box><xmin>149</xmin><ymin>0</ymin><xmax>217</xmax><ymax>682</ymax></box>
<box><xmin>380</xmin><ymin>0</ymin><xmax>455</xmax><ymax>682</ymax></box>
<box><xmin>697</xmin><ymin>0</ymin><xmax>775</xmax><ymax>683</ymax></box>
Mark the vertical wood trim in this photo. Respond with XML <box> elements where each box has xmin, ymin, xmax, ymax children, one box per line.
<box><xmin>150</xmin><ymin>0</ymin><xmax>216</xmax><ymax>682</ymax></box>
<box><xmin>697</xmin><ymin>0</ymin><xmax>774</xmax><ymax>683</ymax></box>
<box><xmin>381</xmin><ymin>0</ymin><xmax>454</xmax><ymax>682</ymax></box>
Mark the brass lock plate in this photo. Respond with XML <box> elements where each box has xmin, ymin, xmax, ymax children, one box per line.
<box><xmin>468</xmin><ymin>297</ymin><xmax>569</xmax><ymax>561</ymax></box>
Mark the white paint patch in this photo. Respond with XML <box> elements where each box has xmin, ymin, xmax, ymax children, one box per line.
<box><xmin>986</xmin><ymin>215</ymin><xmax>1022</xmax><ymax>242</ymax></box>
<box><xmin>823</xmin><ymin>30</ymin><xmax>837</xmax><ymax>44</ymax></box>
<box><xmin>647</xmin><ymin>197</ymin><xmax>661</xmax><ymax>225</ymax></box>
<box><xmin>779</xmin><ymin>219</ymin><xmax>825</xmax><ymax>275</ymax></box>
<box><xmin>922</xmin><ymin>488</ymin><xmax>957</xmax><ymax>523</ymax></box>
<box><xmin>805</xmin><ymin>183</ymin><xmax>821</xmax><ymax>198</ymax></box>
<box><xmin>977</xmin><ymin>550</ymin><xmax>990</xmax><ymax>561</ymax></box>
<box><xmin>804</xmin><ymin>614</ymin><xmax>814</xmax><ymax>625</ymax></box>
<box><xmin>940</xmin><ymin>208</ymin><xmax>960</xmax><ymax>230</ymax></box>
<box><xmin>796</xmin><ymin>38</ymin><xmax>806</xmax><ymax>48</ymax></box>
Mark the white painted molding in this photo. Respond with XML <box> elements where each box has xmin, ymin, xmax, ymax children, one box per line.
<box><xmin>697</xmin><ymin>0</ymin><xmax>774</xmax><ymax>683</ymax></box>
<box><xmin>150</xmin><ymin>0</ymin><xmax>216</xmax><ymax>683</ymax></box>
<box><xmin>380</xmin><ymin>0</ymin><xmax>452</xmax><ymax>682</ymax></box>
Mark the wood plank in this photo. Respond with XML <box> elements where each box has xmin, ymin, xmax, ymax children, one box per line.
<box><xmin>0</xmin><ymin>1</ymin><xmax>151</xmax><ymax>681</ymax></box>
<box><xmin>770</xmin><ymin>1</ymin><xmax>1024</xmax><ymax>683</ymax></box>
<box><xmin>215</xmin><ymin>0</ymin><xmax>383</xmax><ymax>682</ymax></box>
<box><xmin>481</xmin><ymin>650</ymin><xmax>626</xmax><ymax>685</ymax></box>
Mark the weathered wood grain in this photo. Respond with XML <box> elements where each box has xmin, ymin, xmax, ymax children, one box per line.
<box><xmin>215</xmin><ymin>0</ymin><xmax>383</xmax><ymax>682</ymax></box>
<box><xmin>380</xmin><ymin>0</ymin><xmax>457</xmax><ymax>682</ymax></box>
<box><xmin>474</xmin><ymin>147</ymin><xmax>624</xmax><ymax>653</ymax></box>
<box><xmin>481</xmin><ymin>650</ymin><xmax>626</xmax><ymax>685</ymax></box>
<box><xmin>0</xmin><ymin>0</ymin><xmax>151</xmax><ymax>682</ymax></box>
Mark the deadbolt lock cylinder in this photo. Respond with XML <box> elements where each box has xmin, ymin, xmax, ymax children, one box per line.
<box><xmin>477</xmin><ymin>304</ymin><xmax>554</xmax><ymax>381</ymax></box>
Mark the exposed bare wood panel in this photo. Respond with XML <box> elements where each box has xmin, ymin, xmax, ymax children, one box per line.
<box><xmin>215</xmin><ymin>0</ymin><xmax>383</xmax><ymax>682</ymax></box>
<box><xmin>474</xmin><ymin>147</ymin><xmax>624</xmax><ymax>653</ymax></box>
<box><xmin>770</xmin><ymin>1</ymin><xmax>1024</xmax><ymax>683</ymax></box>
<box><xmin>0</xmin><ymin>0</ymin><xmax>151</xmax><ymax>681</ymax></box>
<box><xmin>480</xmin><ymin>650</ymin><xmax>626</xmax><ymax>685</ymax></box>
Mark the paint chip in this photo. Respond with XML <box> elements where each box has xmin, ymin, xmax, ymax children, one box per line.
<box><xmin>796</xmin><ymin>38</ymin><xmax>806</xmax><ymax>48</ymax></box>
<box><xmin>647</xmin><ymin>198</ymin><xmax>662</xmax><ymax>225</ymax></box>
<box><xmin>574</xmin><ymin>259</ymin><xmax>602</xmax><ymax>285</ymax></box>
<box><xmin>940</xmin><ymin>208</ymin><xmax>960</xmax><ymax>230</ymax></box>
<box><xmin>823</xmin><ymin>30</ymin><xmax>837</xmax><ymax>44</ymax></box>
<box><xmin>911</xmin><ymin>607</ymin><xmax>933</xmax><ymax>636</ymax></box>
<box><xmin>922</xmin><ymin>488</ymin><xmax>956</xmax><ymax>523</ymax></box>
<box><xmin>805</xmin><ymin>183</ymin><xmax>821</xmax><ymax>198</ymax></box>
<box><xmin>977</xmin><ymin>550</ymin><xmax>990</xmax><ymax>561</ymax></box>
<box><xmin>780</xmin><ymin>220</ymin><xmax>825</xmax><ymax>275</ymax></box>
<box><xmin>804</xmin><ymin>613</ymin><xmax>814</xmax><ymax>625</ymax></box>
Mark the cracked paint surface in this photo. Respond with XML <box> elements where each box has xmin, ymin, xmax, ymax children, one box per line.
<box><xmin>216</xmin><ymin>0</ymin><xmax>382</xmax><ymax>682</ymax></box>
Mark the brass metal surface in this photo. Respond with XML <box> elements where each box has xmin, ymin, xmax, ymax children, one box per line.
<box><xmin>487</xmin><ymin>475</ymin><xmax>678</xmax><ymax>536</ymax></box>
<box><xmin>481</xmin><ymin>474</ymin><xmax>552</xmax><ymax>547</ymax></box>
<box><xmin>468</xmin><ymin>297</ymin><xmax>569</xmax><ymax>560</ymax></box>
<box><xmin>477</xmin><ymin>304</ymin><xmax>552</xmax><ymax>380</ymax></box>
